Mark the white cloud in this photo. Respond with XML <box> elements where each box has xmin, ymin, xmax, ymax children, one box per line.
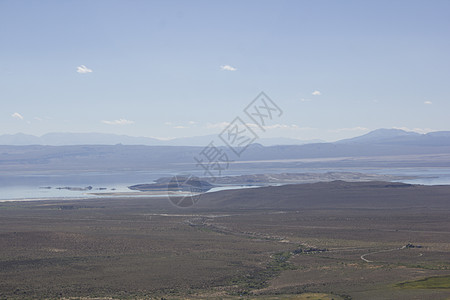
<box><xmin>312</xmin><ymin>90</ymin><xmax>321</xmax><ymax>96</ymax></box>
<box><xmin>264</xmin><ymin>124</ymin><xmax>295</xmax><ymax>130</ymax></box>
<box><xmin>77</xmin><ymin>65</ymin><xmax>93</xmax><ymax>74</ymax></box>
<box><xmin>174</xmin><ymin>125</ymin><xmax>188</xmax><ymax>129</ymax></box>
<box><xmin>263</xmin><ymin>124</ymin><xmax>315</xmax><ymax>131</ymax></box>
<box><xmin>206</xmin><ymin>121</ymin><xmax>231</xmax><ymax>129</ymax></box>
<box><xmin>246</xmin><ymin>123</ymin><xmax>260</xmax><ymax>129</ymax></box>
<box><xmin>300</xmin><ymin>98</ymin><xmax>312</xmax><ymax>102</ymax></box>
<box><xmin>102</xmin><ymin>119</ymin><xmax>134</xmax><ymax>125</ymax></box>
<box><xmin>220</xmin><ymin>65</ymin><xmax>237</xmax><ymax>71</ymax></box>
<box><xmin>424</xmin><ymin>101</ymin><xmax>432</xmax><ymax>105</ymax></box>
<box><xmin>205</xmin><ymin>122</ymin><xmax>313</xmax><ymax>131</ymax></box>
<box><xmin>393</xmin><ymin>127</ymin><xmax>435</xmax><ymax>134</ymax></box>
<box><xmin>11</xmin><ymin>112</ymin><xmax>24</xmax><ymax>120</ymax></box>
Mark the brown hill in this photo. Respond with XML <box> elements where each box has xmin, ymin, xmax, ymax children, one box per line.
<box><xmin>196</xmin><ymin>181</ymin><xmax>450</xmax><ymax>210</ymax></box>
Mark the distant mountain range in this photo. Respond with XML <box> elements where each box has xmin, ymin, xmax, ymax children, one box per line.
<box><xmin>1</xmin><ymin>129</ymin><xmax>450</xmax><ymax>147</ymax></box>
<box><xmin>0</xmin><ymin>132</ymin><xmax>323</xmax><ymax>146</ymax></box>
<box><xmin>337</xmin><ymin>128</ymin><xmax>450</xmax><ymax>146</ymax></box>
<box><xmin>1</xmin><ymin>128</ymin><xmax>450</xmax><ymax>174</ymax></box>
<box><xmin>337</xmin><ymin>128</ymin><xmax>421</xmax><ymax>143</ymax></box>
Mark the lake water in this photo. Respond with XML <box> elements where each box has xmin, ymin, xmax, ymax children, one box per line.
<box><xmin>1</xmin><ymin>167</ymin><xmax>450</xmax><ymax>202</ymax></box>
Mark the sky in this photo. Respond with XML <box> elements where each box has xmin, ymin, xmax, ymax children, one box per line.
<box><xmin>1</xmin><ymin>0</ymin><xmax>449</xmax><ymax>142</ymax></box>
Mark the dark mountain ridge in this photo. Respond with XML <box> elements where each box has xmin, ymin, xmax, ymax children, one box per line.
<box><xmin>1</xmin><ymin>129</ymin><xmax>450</xmax><ymax>173</ymax></box>
<box><xmin>337</xmin><ymin>128</ymin><xmax>450</xmax><ymax>146</ymax></box>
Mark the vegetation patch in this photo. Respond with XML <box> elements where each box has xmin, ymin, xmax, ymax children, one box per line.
<box><xmin>242</xmin><ymin>293</ymin><xmax>343</xmax><ymax>299</ymax></box>
<box><xmin>229</xmin><ymin>251</ymin><xmax>297</xmax><ymax>295</ymax></box>
<box><xmin>395</xmin><ymin>275</ymin><xmax>450</xmax><ymax>289</ymax></box>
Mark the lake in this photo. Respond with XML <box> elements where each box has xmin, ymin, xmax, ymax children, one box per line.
<box><xmin>1</xmin><ymin>167</ymin><xmax>450</xmax><ymax>201</ymax></box>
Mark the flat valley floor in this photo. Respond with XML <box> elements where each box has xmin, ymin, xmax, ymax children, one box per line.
<box><xmin>1</xmin><ymin>182</ymin><xmax>450</xmax><ymax>299</ymax></box>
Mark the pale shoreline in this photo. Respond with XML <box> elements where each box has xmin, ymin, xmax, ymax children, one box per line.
<box><xmin>0</xmin><ymin>191</ymin><xmax>193</xmax><ymax>203</ymax></box>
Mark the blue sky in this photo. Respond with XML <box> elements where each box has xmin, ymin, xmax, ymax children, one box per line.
<box><xmin>1</xmin><ymin>0</ymin><xmax>449</xmax><ymax>141</ymax></box>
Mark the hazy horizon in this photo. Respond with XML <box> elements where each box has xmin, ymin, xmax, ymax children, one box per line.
<box><xmin>1</xmin><ymin>127</ymin><xmax>447</xmax><ymax>146</ymax></box>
